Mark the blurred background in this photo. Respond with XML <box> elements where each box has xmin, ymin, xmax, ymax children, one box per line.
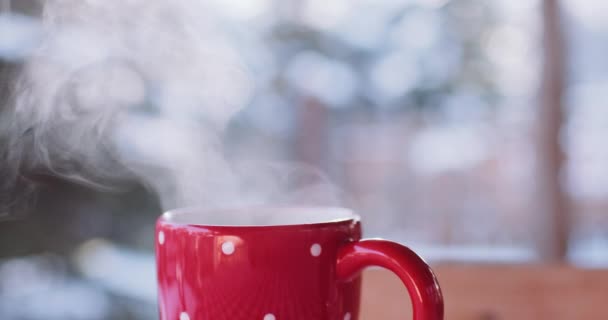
<box><xmin>1</xmin><ymin>0</ymin><xmax>607</xmax><ymax>319</ymax></box>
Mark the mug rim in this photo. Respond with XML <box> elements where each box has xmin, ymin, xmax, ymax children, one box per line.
<box><xmin>159</xmin><ymin>205</ymin><xmax>360</xmax><ymax>228</ymax></box>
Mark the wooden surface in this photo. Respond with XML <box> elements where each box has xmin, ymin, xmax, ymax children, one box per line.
<box><xmin>360</xmin><ymin>264</ymin><xmax>608</xmax><ymax>320</ymax></box>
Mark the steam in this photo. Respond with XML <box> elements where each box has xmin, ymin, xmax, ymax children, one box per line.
<box><xmin>0</xmin><ymin>0</ymin><xmax>342</xmax><ymax>218</ymax></box>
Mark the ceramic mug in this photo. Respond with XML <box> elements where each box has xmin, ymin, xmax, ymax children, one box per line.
<box><xmin>156</xmin><ymin>206</ymin><xmax>444</xmax><ymax>320</ymax></box>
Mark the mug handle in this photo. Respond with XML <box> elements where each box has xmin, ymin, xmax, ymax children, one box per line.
<box><xmin>337</xmin><ymin>239</ymin><xmax>444</xmax><ymax>320</ymax></box>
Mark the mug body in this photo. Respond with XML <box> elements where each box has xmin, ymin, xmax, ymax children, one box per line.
<box><xmin>156</xmin><ymin>207</ymin><xmax>362</xmax><ymax>320</ymax></box>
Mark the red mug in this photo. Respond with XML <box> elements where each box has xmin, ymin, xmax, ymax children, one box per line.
<box><xmin>156</xmin><ymin>206</ymin><xmax>444</xmax><ymax>320</ymax></box>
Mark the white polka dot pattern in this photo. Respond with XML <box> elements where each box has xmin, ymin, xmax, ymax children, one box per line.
<box><xmin>263</xmin><ymin>314</ymin><xmax>276</xmax><ymax>320</ymax></box>
<box><xmin>310</xmin><ymin>243</ymin><xmax>322</xmax><ymax>257</ymax></box>
<box><xmin>222</xmin><ymin>241</ymin><xmax>235</xmax><ymax>255</ymax></box>
<box><xmin>179</xmin><ymin>312</ymin><xmax>190</xmax><ymax>320</ymax></box>
<box><xmin>344</xmin><ymin>312</ymin><xmax>352</xmax><ymax>320</ymax></box>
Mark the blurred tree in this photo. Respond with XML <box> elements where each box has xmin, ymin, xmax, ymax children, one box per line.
<box><xmin>537</xmin><ymin>0</ymin><xmax>569</xmax><ymax>261</ymax></box>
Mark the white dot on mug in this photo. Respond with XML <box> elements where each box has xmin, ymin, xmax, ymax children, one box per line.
<box><xmin>344</xmin><ymin>312</ymin><xmax>351</xmax><ymax>320</ymax></box>
<box><xmin>180</xmin><ymin>312</ymin><xmax>190</xmax><ymax>320</ymax></box>
<box><xmin>222</xmin><ymin>241</ymin><xmax>235</xmax><ymax>255</ymax></box>
<box><xmin>310</xmin><ymin>243</ymin><xmax>322</xmax><ymax>257</ymax></box>
<box><xmin>263</xmin><ymin>313</ymin><xmax>276</xmax><ymax>320</ymax></box>
<box><xmin>158</xmin><ymin>231</ymin><xmax>165</xmax><ymax>245</ymax></box>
